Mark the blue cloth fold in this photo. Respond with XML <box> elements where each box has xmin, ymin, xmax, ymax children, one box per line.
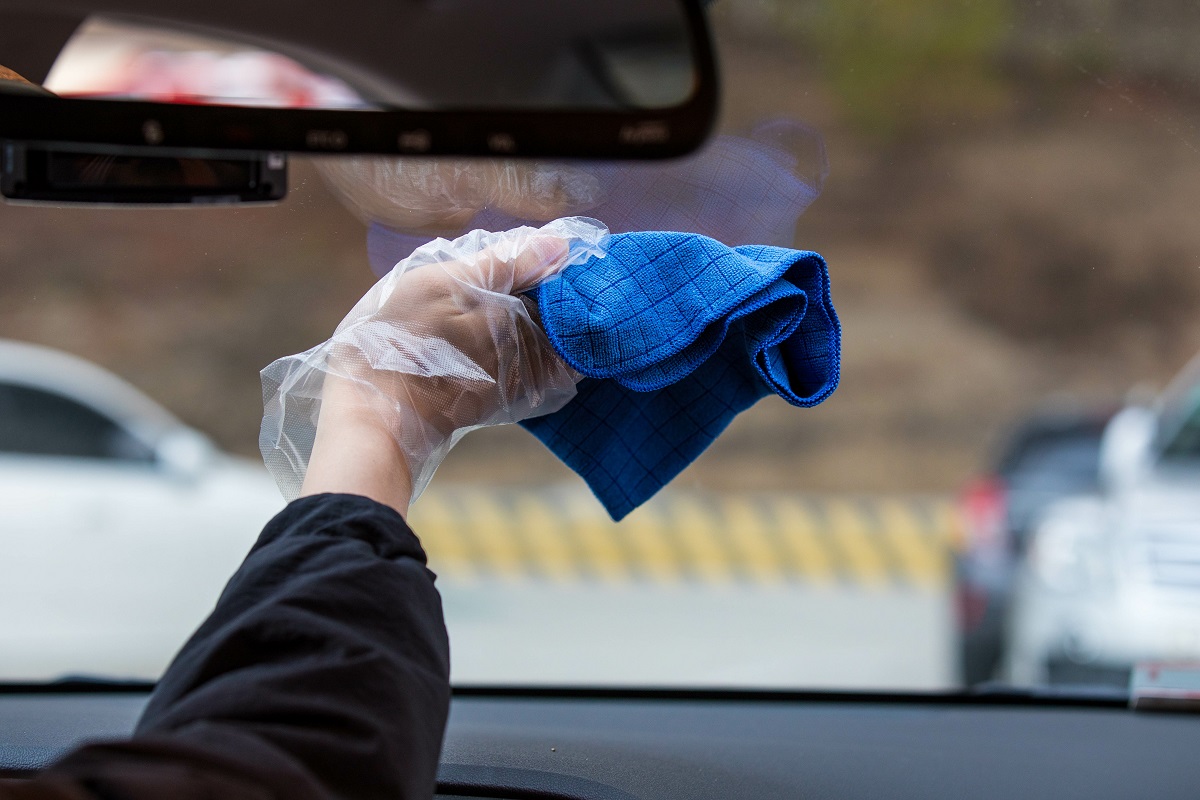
<box><xmin>521</xmin><ymin>231</ymin><xmax>840</xmax><ymax>521</ymax></box>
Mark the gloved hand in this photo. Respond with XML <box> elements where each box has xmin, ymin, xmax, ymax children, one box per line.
<box><xmin>260</xmin><ymin>216</ymin><xmax>608</xmax><ymax>514</ymax></box>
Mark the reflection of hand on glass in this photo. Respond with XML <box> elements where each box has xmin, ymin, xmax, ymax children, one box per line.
<box><xmin>317</xmin><ymin>157</ymin><xmax>605</xmax><ymax>235</ymax></box>
<box><xmin>360</xmin><ymin>120</ymin><xmax>830</xmax><ymax>277</ymax></box>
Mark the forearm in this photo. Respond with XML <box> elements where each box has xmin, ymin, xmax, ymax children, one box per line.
<box><xmin>28</xmin><ymin>495</ymin><xmax>450</xmax><ymax>800</ymax></box>
<box><xmin>301</xmin><ymin>391</ymin><xmax>415</xmax><ymax>517</ymax></box>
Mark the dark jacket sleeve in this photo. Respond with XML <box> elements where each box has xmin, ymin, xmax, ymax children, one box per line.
<box><xmin>5</xmin><ymin>493</ymin><xmax>451</xmax><ymax>800</ymax></box>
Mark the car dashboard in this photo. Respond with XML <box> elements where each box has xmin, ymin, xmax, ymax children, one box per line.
<box><xmin>3</xmin><ymin>686</ymin><xmax>1199</xmax><ymax>799</ymax></box>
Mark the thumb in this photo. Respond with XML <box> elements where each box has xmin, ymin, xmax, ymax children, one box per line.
<box><xmin>510</xmin><ymin>235</ymin><xmax>571</xmax><ymax>292</ymax></box>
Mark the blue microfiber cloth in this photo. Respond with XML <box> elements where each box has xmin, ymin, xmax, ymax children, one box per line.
<box><xmin>520</xmin><ymin>231</ymin><xmax>840</xmax><ymax>521</ymax></box>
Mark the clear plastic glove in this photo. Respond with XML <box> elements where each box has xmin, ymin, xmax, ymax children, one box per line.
<box><xmin>315</xmin><ymin>157</ymin><xmax>604</xmax><ymax>235</ymax></box>
<box><xmin>260</xmin><ymin>216</ymin><xmax>609</xmax><ymax>507</ymax></box>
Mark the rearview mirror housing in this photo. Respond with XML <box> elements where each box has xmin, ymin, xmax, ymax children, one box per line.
<box><xmin>0</xmin><ymin>0</ymin><xmax>719</xmax><ymax>160</ymax></box>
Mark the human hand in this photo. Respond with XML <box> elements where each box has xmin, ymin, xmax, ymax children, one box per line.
<box><xmin>260</xmin><ymin>217</ymin><xmax>609</xmax><ymax>516</ymax></box>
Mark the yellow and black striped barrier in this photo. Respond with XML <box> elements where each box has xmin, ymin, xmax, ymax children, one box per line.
<box><xmin>409</xmin><ymin>487</ymin><xmax>959</xmax><ymax>588</ymax></box>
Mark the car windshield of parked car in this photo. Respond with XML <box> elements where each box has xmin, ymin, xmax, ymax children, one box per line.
<box><xmin>1159</xmin><ymin>396</ymin><xmax>1200</xmax><ymax>463</ymax></box>
<box><xmin>5</xmin><ymin>1</ymin><xmax>1200</xmax><ymax>693</ymax></box>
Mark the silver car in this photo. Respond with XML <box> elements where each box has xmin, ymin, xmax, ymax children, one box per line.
<box><xmin>0</xmin><ymin>339</ymin><xmax>284</xmax><ymax>681</ymax></box>
<box><xmin>1005</xmin><ymin>356</ymin><xmax>1200</xmax><ymax>686</ymax></box>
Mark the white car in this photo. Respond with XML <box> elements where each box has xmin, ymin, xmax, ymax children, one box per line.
<box><xmin>0</xmin><ymin>339</ymin><xmax>284</xmax><ymax>681</ymax></box>
<box><xmin>1005</xmin><ymin>356</ymin><xmax>1200</xmax><ymax>686</ymax></box>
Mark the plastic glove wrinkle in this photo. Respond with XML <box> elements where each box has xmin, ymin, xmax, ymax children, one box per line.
<box><xmin>260</xmin><ymin>217</ymin><xmax>608</xmax><ymax>504</ymax></box>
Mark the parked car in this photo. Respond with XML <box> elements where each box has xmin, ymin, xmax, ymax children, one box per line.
<box><xmin>955</xmin><ymin>405</ymin><xmax>1113</xmax><ymax>684</ymax></box>
<box><xmin>1005</xmin><ymin>354</ymin><xmax>1200</xmax><ymax>686</ymax></box>
<box><xmin>0</xmin><ymin>338</ymin><xmax>283</xmax><ymax>680</ymax></box>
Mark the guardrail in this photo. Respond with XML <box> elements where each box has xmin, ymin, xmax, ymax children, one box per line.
<box><xmin>409</xmin><ymin>486</ymin><xmax>960</xmax><ymax>588</ymax></box>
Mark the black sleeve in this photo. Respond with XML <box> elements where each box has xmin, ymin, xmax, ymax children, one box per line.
<box><xmin>18</xmin><ymin>493</ymin><xmax>451</xmax><ymax>800</ymax></box>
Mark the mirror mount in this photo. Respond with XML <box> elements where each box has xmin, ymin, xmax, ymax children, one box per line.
<box><xmin>1</xmin><ymin>141</ymin><xmax>288</xmax><ymax>205</ymax></box>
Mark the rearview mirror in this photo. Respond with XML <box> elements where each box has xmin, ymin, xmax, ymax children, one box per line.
<box><xmin>0</xmin><ymin>0</ymin><xmax>718</xmax><ymax>159</ymax></box>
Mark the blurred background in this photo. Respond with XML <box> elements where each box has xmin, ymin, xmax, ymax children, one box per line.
<box><xmin>7</xmin><ymin>1</ymin><xmax>1198</xmax><ymax>491</ymax></box>
<box><xmin>5</xmin><ymin>0</ymin><xmax>1200</xmax><ymax>689</ymax></box>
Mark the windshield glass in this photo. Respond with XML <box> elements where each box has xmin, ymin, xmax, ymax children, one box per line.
<box><xmin>5</xmin><ymin>0</ymin><xmax>1200</xmax><ymax>693</ymax></box>
<box><xmin>1160</xmin><ymin>399</ymin><xmax>1200</xmax><ymax>462</ymax></box>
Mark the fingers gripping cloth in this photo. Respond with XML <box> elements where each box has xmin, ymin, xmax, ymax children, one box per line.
<box><xmin>259</xmin><ymin>217</ymin><xmax>608</xmax><ymax>502</ymax></box>
<box><xmin>259</xmin><ymin>218</ymin><xmax>839</xmax><ymax>520</ymax></box>
<box><xmin>522</xmin><ymin>232</ymin><xmax>841</xmax><ymax>521</ymax></box>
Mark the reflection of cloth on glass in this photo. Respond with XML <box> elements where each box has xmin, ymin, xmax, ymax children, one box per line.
<box><xmin>366</xmin><ymin>119</ymin><xmax>828</xmax><ymax>276</ymax></box>
<box><xmin>522</xmin><ymin>231</ymin><xmax>840</xmax><ymax>521</ymax></box>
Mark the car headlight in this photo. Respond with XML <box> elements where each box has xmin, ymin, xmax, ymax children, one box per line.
<box><xmin>1028</xmin><ymin>499</ymin><xmax>1111</xmax><ymax>594</ymax></box>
